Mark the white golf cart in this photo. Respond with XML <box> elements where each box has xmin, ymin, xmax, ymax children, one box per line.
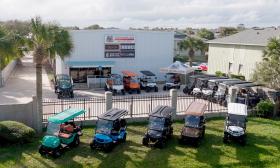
<box><xmin>139</xmin><ymin>70</ymin><xmax>158</xmax><ymax>92</ymax></box>
<box><xmin>163</xmin><ymin>73</ymin><xmax>181</xmax><ymax>90</ymax></box>
<box><xmin>104</xmin><ymin>74</ymin><xmax>125</xmax><ymax>95</ymax></box>
<box><xmin>223</xmin><ymin>103</ymin><xmax>248</xmax><ymax>145</ymax></box>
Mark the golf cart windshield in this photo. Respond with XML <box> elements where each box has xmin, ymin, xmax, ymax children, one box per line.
<box><xmin>185</xmin><ymin>115</ymin><xmax>200</xmax><ymax>128</ymax></box>
<box><xmin>96</xmin><ymin>119</ymin><xmax>113</xmax><ymax>135</ymax></box>
<box><xmin>112</xmin><ymin>78</ymin><xmax>122</xmax><ymax>85</ymax></box>
<box><xmin>147</xmin><ymin>77</ymin><xmax>156</xmax><ymax>83</ymax></box>
<box><xmin>130</xmin><ymin>76</ymin><xmax>139</xmax><ymax>83</ymax></box>
<box><xmin>57</xmin><ymin>75</ymin><xmax>70</xmax><ymax>81</ymax></box>
<box><xmin>228</xmin><ymin>114</ymin><xmax>246</xmax><ymax>128</ymax></box>
<box><xmin>208</xmin><ymin>81</ymin><xmax>216</xmax><ymax>90</ymax></box>
<box><xmin>46</xmin><ymin>122</ymin><xmax>60</xmax><ymax>136</ymax></box>
<box><xmin>149</xmin><ymin>116</ymin><xmax>165</xmax><ymax>131</ymax></box>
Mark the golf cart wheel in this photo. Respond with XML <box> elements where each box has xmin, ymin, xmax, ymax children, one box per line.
<box><xmin>137</xmin><ymin>89</ymin><xmax>141</xmax><ymax>94</ymax></box>
<box><xmin>145</xmin><ymin>87</ymin><xmax>150</xmax><ymax>93</ymax></box>
<box><xmin>104</xmin><ymin>143</ymin><xmax>113</xmax><ymax>153</ymax></box>
<box><xmin>57</xmin><ymin>94</ymin><xmax>61</xmax><ymax>99</ymax></box>
<box><xmin>38</xmin><ymin>145</ymin><xmax>45</xmax><ymax>156</ymax></box>
<box><xmin>155</xmin><ymin>87</ymin><xmax>158</xmax><ymax>92</ymax></box>
<box><xmin>142</xmin><ymin>136</ymin><xmax>149</xmax><ymax>146</ymax></box>
<box><xmin>112</xmin><ymin>90</ymin><xmax>117</xmax><ymax>96</ymax></box>
<box><xmin>52</xmin><ymin>147</ymin><xmax>62</xmax><ymax>158</ymax></box>
<box><xmin>157</xmin><ymin>139</ymin><xmax>166</xmax><ymax>149</ymax></box>
<box><xmin>72</xmin><ymin>136</ymin><xmax>80</xmax><ymax>147</ymax></box>
<box><xmin>129</xmin><ymin>90</ymin><xmax>132</xmax><ymax>94</ymax></box>
<box><xmin>240</xmin><ymin>136</ymin><xmax>246</xmax><ymax>146</ymax></box>
<box><xmin>176</xmin><ymin>85</ymin><xmax>180</xmax><ymax>90</ymax></box>
<box><xmin>163</xmin><ymin>86</ymin><xmax>167</xmax><ymax>91</ymax></box>
<box><xmin>223</xmin><ymin>133</ymin><xmax>229</xmax><ymax>144</ymax></box>
<box><xmin>122</xmin><ymin>133</ymin><xmax>127</xmax><ymax>143</ymax></box>
<box><xmin>104</xmin><ymin>85</ymin><xmax>108</xmax><ymax>91</ymax></box>
<box><xmin>122</xmin><ymin>90</ymin><xmax>125</xmax><ymax>95</ymax></box>
<box><xmin>201</xmin><ymin>127</ymin><xmax>205</xmax><ymax>138</ymax></box>
<box><xmin>183</xmin><ymin>88</ymin><xmax>188</xmax><ymax>94</ymax></box>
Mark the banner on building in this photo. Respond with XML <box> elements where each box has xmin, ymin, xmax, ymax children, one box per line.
<box><xmin>104</xmin><ymin>35</ymin><xmax>135</xmax><ymax>58</ymax></box>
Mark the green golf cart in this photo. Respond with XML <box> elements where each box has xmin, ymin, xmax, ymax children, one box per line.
<box><xmin>39</xmin><ymin>108</ymin><xmax>85</xmax><ymax>158</ymax></box>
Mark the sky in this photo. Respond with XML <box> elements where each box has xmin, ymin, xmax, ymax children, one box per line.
<box><xmin>0</xmin><ymin>0</ymin><xmax>280</xmax><ymax>29</ymax></box>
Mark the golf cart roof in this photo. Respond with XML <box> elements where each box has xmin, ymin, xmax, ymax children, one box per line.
<box><xmin>48</xmin><ymin>108</ymin><xmax>86</xmax><ymax>124</ymax></box>
<box><xmin>220</xmin><ymin>80</ymin><xmax>247</xmax><ymax>86</ymax></box>
<box><xmin>110</xmin><ymin>74</ymin><xmax>122</xmax><ymax>78</ymax></box>
<box><xmin>185</xmin><ymin>102</ymin><xmax>207</xmax><ymax>116</ymax></box>
<box><xmin>98</xmin><ymin>108</ymin><xmax>128</xmax><ymax>121</ymax></box>
<box><xmin>189</xmin><ymin>74</ymin><xmax>216</xmax><ymax>78</ymax></box>
<box><xmin>208</xmin><ymin>78</ymin><xmax>240</xmax><ymax>83</ymax></box>
<box><xmin>122</xmin><ymin>70</ymin><xmax>138</xmax><ymax>77</ymax></box>
<box><xmin>140</xmin><ymin>70</ymin><xmax>156</xmax><ymax>76</ymax></box>
<box><xmin>228</xmin><ymin>103</ymin><xmax>247</xmax><ymax>116</ymax></box>
<box><xmin>56</xmin><ymin>74</ymin><xmax>70</xmax><ymax>79</ymax></box>
<box><xmin>149</xmin><ymin>105</ymin><xmax>174</xmax><ymax>118</ymax></box>
<box><xmin>197</xmin><ymin>76</ymin><xmax>228</xmax><ymax>81</ymax></box>
<box><xmin>234</xmin><ymin>83</ymin><xmax>261</xmax><ymax>88</ymax></box>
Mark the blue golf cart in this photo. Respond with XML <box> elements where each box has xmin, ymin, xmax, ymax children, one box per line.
<box><xmin>90</xmin><ymin>108</ymin><xmax>128</xmax><ymax>152</ymax></box>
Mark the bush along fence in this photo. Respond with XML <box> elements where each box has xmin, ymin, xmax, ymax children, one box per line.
<box><xmin>42</xmin><ymin>89</ymin><xmax>228</xmax><ymax>123</ymax></box>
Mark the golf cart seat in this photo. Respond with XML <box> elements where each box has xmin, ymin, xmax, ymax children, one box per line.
<box><xmin>58</xmin><ymin>132</ymin><xmax>72</xmax><ymax>139</ymax></box>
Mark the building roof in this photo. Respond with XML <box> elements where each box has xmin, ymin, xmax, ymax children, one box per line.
<box><xmin>208</xmin><ymin>28</ymin><xmax>280</xmax><ymax>46</ymax></box>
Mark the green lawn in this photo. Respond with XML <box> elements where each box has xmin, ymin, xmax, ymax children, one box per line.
<box><xmin>0</xmin><ymin>118</ymin><xmax>280</xmax><ymax>168</ymax></box>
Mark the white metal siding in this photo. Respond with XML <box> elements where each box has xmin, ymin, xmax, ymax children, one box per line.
<box><xmin>57</xmin><ymin>30</ymin><xmax>174</xmax><ymax>80</ymax></box>
<box><xmin>208</xmin><ymin>43</ymin><xmax>264</xmax><ymax>80</ymax></box>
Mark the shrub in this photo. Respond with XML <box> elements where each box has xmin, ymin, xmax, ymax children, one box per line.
<box><xmin>215</xmin><ymin>71</ymin><xmax>227</xmax><ymax>77</ymax></box>
<box><xmin>256</xmin><ymin>100</ymin><xmax>275</xmax><ymax>118</ymax></box>
<box><xmin>230</xmin><ymin>74</ymin><xmax>245</xmax><ymax>81</ymax></box>
<box><xmin>0</xmin><ymin>121</ymin><xmax>35</xmax><ymax>145</ymax></box>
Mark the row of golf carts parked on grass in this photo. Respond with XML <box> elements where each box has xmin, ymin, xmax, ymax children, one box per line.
<box><xmin>183</xmin><ymin>74</ymin><xmax>262</xmax><ymax>107</ymax></box>
<box><xmin>39</xmin><ymin>102</ymin><xmax>248</xmax><ymax>158</ymax></box>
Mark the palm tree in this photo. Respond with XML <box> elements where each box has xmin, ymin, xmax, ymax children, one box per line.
<box><xmin>178</xmin><ymin>37</ymin><xmax>205</xmax><ymax>67</ymax></box>
<box><xmin>0</xmin><ymin>27</ymin><xmax>14</xmax><ymax>86</ymax></box>
<box><xmin>27</xmin><ymin>17</ymin><xmax>73</xmax><ymax>132</ymax></box>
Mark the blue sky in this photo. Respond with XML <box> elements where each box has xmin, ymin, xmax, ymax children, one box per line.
<box><xmin>0</xmin><ymin>0</ymin><xmax>280</xmax><ymax>28</ymax></box>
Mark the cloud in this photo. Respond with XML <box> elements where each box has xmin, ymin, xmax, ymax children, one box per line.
<box><xmin>0</xmin><ymin>0</ymin><xmax>280</xmax><ymax>28</ymax></box>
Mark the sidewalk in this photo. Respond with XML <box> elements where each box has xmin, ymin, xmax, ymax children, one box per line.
<box><xmin>0</xmin><ymin>54</ymin><xmax>56</xmax><ymax>104</ymax></box>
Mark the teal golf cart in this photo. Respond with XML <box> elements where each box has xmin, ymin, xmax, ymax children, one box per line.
<box><xmin>39</xmin><ymin>108</ymin><xmax>85</xmax><ymax>158</ymax></box>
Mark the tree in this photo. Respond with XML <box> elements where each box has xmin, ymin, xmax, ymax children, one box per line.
<box><xmin>178</xmin><ymin>37</ymin><xmax>205</xmax><ymax>67</ymax></box>
<box><xmin>220</xmin><ymin>27</ymin><xmax>238</xmax><ymax>37</ymax></box>
<box><xmin>27</xmin><ymin>17</ymin><xmax>73</xmax><ymax>132</ymax></box>
<box><xmin>84</xmin><ymin>24</ymin><xmax>103</xmax><ymax>30</ymax></box>
<box><xmin>197</xmin><ymin>28</ymin><xmax>215</xmax><ymax>40</ymax></box>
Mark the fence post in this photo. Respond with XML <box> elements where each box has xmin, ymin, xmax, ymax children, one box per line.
<box><xmin>228</xmin><ymin>86</ymin><xmax>238</xmax><ymax>103</ymax></box>
<box><xmin>105</xmin><ymin>91</ymin><xmax>113</xmax><ymax>111</ymax></box>
<box><xmin>170</xmin><ymin>89</ymin><xmax>177</xmax><ymax>118</ymax></box>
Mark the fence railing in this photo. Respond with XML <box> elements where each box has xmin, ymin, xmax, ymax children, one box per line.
<box><xmin>42</xmin><ymin>93</ymin><xmax>228</xmax><ymax>122</ymax></box>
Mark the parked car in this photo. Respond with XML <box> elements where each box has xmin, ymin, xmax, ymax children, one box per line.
<box><xmin>39</xmin><ymin>108</ymin><xmax>85</xmax><ymax>158</ymax></box>
<box><xmin>179</xmin><ymin>102</ymin><xmax>207</xmax><ymax>146</ymax></box>
<box><xmin>90</xmin><ymin>108</ymin><xmax>128</xmax><ymax>152</ymax></box>
<box><xmin>198</xmin><ymin>63</ymin><xmax>208</xmax><ymax>71</ymax></box>
<box><xmin>223</xmin><ymin>103</ymin><xmax>247</xmax><ymax>145</ymax></box>
<box><xmin>122</xmin><ymin>71</ymin><xmax>141</xmax><ymax>94</ymax></box>
<box><xmin>104</xmin><ymin>74</ymin><xmax>125</xmax><ymax>95</ymax></box>
<box><xmin>163</xmin><ymin>73</ymin><xmax>181</xmax><ymax>90</ymax></box>
<box><xmin>142</xmin><ymin>106</ymin><xmax>174</xmax><ymax>148</ymax></box>
<box><xmin>54</xmin><ymin>74</ymin><xmax>74</xmax><ymax>99</ymax></box>
<box><xmin>139</xmin><ymin>70</ymin><xmax>158</xmax><ymax>92</ymax></box>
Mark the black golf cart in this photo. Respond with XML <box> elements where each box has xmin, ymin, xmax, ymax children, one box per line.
<box><xmin>223</xmin><ymin>103</ymin><xmax>248</xmax><ymax>145</ymax></box>
<box><xmin>54</xmin><ymin>74</ymin><xmax>74</xmax><ymax>99</ymax></box>
<box><xmin>90</xmin><ymin>108</ymin><xmax>128</xmax><ymax>152</ymax></box>
<box><xmin>142</xmin><ymin>106</ymin><xmax>174</xmax><ymax>148</ymax></box>
<box><xmin>235</xmin><ymin>83</ymin><xmax>262</xmax><ymax>107</ymax></box>
<box><xmin>163</xmin><ymin>73</ymin><xmax>181</xmax><ymax>90</ymax></box>
<box><xmin>183</xmin><ymin>74</ymin><xmax>216</xmax><ymax>95</ymax></box>
<box><xmin>179</xmin><ymin>102</ymin><xmax>207</xmax><ymax>146</ymax></box>
<box><xmin>139</xmin><ymin>70</ymin><xmax>158</xmax><ymax>92</ymax></box>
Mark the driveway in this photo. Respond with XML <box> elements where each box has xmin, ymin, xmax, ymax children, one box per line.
<box><xmin>0</xmin><ymin>54</ymin><xmax>56</xmax><ymax>104</ymax></box>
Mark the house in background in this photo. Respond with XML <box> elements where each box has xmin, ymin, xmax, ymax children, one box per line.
<box><xmin>207</xmin><ymin>27</ymin><xmax>280</xmax><ymax>80</ymax></box>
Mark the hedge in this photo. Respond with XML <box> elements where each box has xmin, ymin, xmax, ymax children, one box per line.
<box><xmin>256</xmin><ymin>100</ymin><xmax>275</xmax><ymax>118</ymax></box>
<box><xmin>0</xmin><ymin>121</ymin><xmax>35</xmax><ymax>145</ymax></box>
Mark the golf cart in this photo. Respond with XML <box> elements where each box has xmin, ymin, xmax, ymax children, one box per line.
<box><xmin>54</xmin><ymin>74</ymin><xmax>74</xmax><ymax>99</ymax></box>
<box><xmin>213</xmin><ymin>80</ymin><xmax>251</xmax><ymax>106</ymax></box>
<box><xmin>192</xmin><ymin>76</ymin><xmax>227</xmax><ymax>97</ymax></box>
<box><xmin>104</xmin><ymin>74</ymin><xmax>125</xmax><ymax>95</ymax></box>
<box><xmin>179</xmin><ymin>102</ymin><xmax>207</xmax><ymax>146</ymax></box>
<box><xmin>235</xmin><ymin>83</ymin><xmax>262</xmax><ymax>107</ymax></box>
<box><xmin>183</xmin><ymin>74</ymin><xmax>216</xmax><ymax>95</ymax></box>
<box><xmin>223</xmin><ymin>103</ymin><xmax>248</xmax><ymax>145</ymax></box>
<box><xmin>122</xmin><ymin>70</ymin><xmax>141</xmax><ymax>94</ymax></box>
<box><xmin>139</xmin><ymin>70</ymin><xmax>158</xmax><ymax>92</ymax></box>
<box><xmin>163</xmin><ymin>73</ymin><xmax>181</xmax><ymax>90</ymax></box>
<box><xmin>90</xmin><ymin>108</ymin><xmax>128</xmax><ymax>152</ymax></box>
<box><xmin>142</xmin><ymin>106</ymin><xmax>174</xmax><ymax>148</ymax></box>
<box><xmin>39</xmin><ymin>108</ymin><xmax>85</xmax><ymax>158</ymax></box>
<box><xmin>201</xmin><ymin>78</ymin><xmax>238</xmax><ymax>100</ymax></box>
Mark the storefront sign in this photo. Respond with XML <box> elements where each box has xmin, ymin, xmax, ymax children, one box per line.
<box><xmin>104</xmin><ymin>35</ymin><xmax>135</xmax><ymax>58</ymax></box>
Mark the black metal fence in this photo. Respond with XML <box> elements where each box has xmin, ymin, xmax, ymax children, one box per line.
<box><xmin>42</xmin><ymin>94</ymin><xmax>227</xmax><ymax>122</ymax></box>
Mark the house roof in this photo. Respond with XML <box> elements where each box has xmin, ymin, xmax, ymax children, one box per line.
<box><xmin>208</xmin><ymin>28</ymin><xmax>280</xmax><ymax>46</ymax></box>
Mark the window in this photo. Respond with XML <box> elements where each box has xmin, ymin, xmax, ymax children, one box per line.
<box><xmin>238</xmin><ymin>64</ymin><xmax>243</xmax><ymax>74</ymax></box>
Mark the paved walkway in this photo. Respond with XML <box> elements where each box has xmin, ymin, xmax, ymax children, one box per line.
<box><xmin>0</xmin><ymin>54</ymin><xmax>56</xmax><ymax>104</ymax></box>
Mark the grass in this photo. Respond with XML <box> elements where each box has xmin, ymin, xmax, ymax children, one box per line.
<box><xmin>0</xmin><ymin>117</ymin><xmax>280</xmax><ymax>168</ymax></box>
